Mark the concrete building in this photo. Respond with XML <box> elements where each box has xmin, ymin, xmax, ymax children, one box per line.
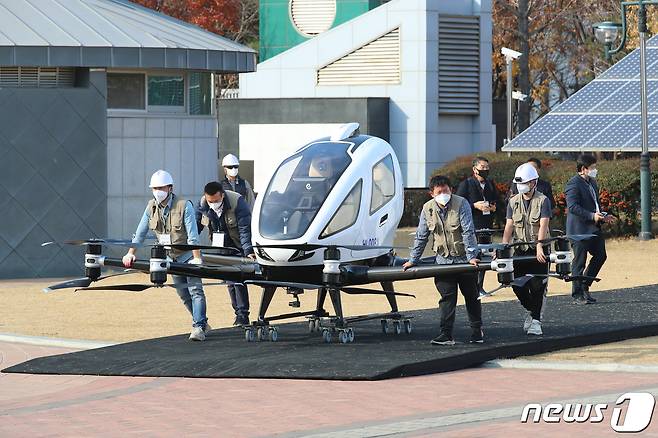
<box><xmin>0</xmin><ymin>0</ymin><xmax>255</xmax><ymax>278</ymax></box>
<box><xmin>228</xmin><ymin>0</ymin><xmax>493</xmax><ymax>190</ymax></box>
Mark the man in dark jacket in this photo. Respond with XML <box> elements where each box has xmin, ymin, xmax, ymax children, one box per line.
<box><xmin>197</xmin><ymin>181</ymin><xmax>255</xmax><ymax>325</ymax></box>
<box><xmin>565</xmin><ymin>154</ymin><xmax>615</xmax><ymax>305</ymax></box>
<box><xmin>509</xmin><ymin>158</ymin><xmax>555</xmax><ymax>211</ymax></box>
<box><xmin>456</xmin><ymin>156</ymin><xmax>503</xmax><ymax>295</ymax></box>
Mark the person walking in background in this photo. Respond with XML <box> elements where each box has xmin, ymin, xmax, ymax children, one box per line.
<box><xmin>221</xmin><ymin>154</ymin><xmax>256</xmax><ymax>210</ymax></box>
<box><xmin>456</xmin><ymin>156</ymin><xmax>503</xmax><ymax>296</ymax></box>
<box><xmin>565</xmin><ymin>154</ymin><xmax>615</xmax><ymax>305</ymax></box>
<box><xmin>508</xmin><ymin>157</ymin><xmax>555</xmax><ymax>211</ymax></box>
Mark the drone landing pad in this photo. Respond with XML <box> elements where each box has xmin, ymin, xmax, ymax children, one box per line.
<box><xmin>4</xmin><ymin>285</ymin><xmax>658</xmax><ymax>381</ymax></box>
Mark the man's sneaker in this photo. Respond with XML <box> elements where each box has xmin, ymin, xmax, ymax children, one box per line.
<box><xmin>526</xmin><ymin>319</ymin><xmax>543</xmax><ymax>336</ymax></box>
<box><xmin>584</xmin><ymin>289</ymin><xmax>597</xmax><ymax>303</ymax></box>
<box><xmin>469</xmin><ymin>328</ymin><xmax>484</xmax><ymax>344</ymax></box>
<box><xmin>203</xmin><ymin>323</ymin><xmax>212</xmax><ymax>334</ymax></box>
<box><xmin>189</xmin><ymin>326</ymin><xmax>206</xmax><ymax>341</ymax></box>
<box><xmin>478</xmin><ymin>288</ymin><xmax>488</xmax><ymax>299</ymax></box>
<box><xmin>234</xmin><ymin>314</ymin><xmax>250</xmax><ymax>326</ymax></box>
<box><xmin>523</xmin><ymin>312</ymin><xmax>533</xmax><ymax>331</ymax></box>
<box><xmin>430</xmin><ymin>332</ymin><xmax>455</xmax><ymax>346</ymax></box>
<box><xmin>572</xmin><ymin>294</ymin><xmax>589</xmax><ymax>305</ymax></box>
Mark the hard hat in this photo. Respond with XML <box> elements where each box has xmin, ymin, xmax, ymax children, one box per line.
<box><xmin>222</xmin><ymin>154</ymin><xmax>240</xmax><ymax>167</ymax></box>
<box><xmin>149</xmin><ymin>169</ymin><xmax>174</xmax><ymax>187</ymax></box>
<box><xmin>513</xmin><ymin>162</ymin><xmax>539</xmax><ymax>184</ymax></box>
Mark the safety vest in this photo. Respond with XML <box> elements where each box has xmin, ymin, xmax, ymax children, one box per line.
<box><xmin>422</xmin><ymin>195</ymin><xmax>466</xmax><ymax>258</ymax></box>
<box><xmin>200</xmin><ymin>190</ymin><xmax>242</xmax><ymax>250</ymax></box>
<box><xmin>146</xmin><ymin>194</ymin><xmax>190</xmax><ymax>259</ymax></box>
<box><xmin>509</xmin><ymin>190</ymin><xmax>548</xmax><ymax>252</ymax></box>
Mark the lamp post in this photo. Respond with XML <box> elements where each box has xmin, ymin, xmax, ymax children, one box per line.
<box><xmin>594</xmin><ymin>1</ymin><xmax>654</xmax><ymax>240</ymax></box>
<box><xmin>502</xmin><ymin>47</ymin><xmax>522</xmax><ymax>144</ymax></box>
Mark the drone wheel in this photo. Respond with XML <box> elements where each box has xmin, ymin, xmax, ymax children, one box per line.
<box><xmin>381</xmin><ymin>319</ymin><xmax>388</xmax><ymax>334</ymax></box>
<box><xmin>339</xmin><ymin>330</ymin><xmax>349</xmax><ymax>344</ymax></box>
<box><xmin>403</xmin><ymin>320</ymin><xmax>412</xmax><ymax>334</ymax></box>
<box><xmin>245</xmin><ymin>328</ymin><xmax>255</xmax><ymax>342</ymax></box>
<box><xmin>347</xmin><ymin>328</ymin><xmax>355</xmax><ymax>343</ymax></box>
<box><xmin>269</xmin><ymin>327</ymin><xmax>278</xmax><ymax>342</ymax></box>
<box><xmin>308</xmin><ymin>320</ymin><xmax>315</xmax><ymax>333</ymax></box>
<box><xmin>322</xmin><ymin>329</ymin><xmax>332</xmax><ymax>343</ymax></box>
<box><xmin>257</xmin><ymin>327</ymin><xmax>267</xmax><ymax>341</ymax></box>
<box><xmin>393</xmin><ymin>320</ymin><xmax>402</xmax><ymax>335</ymax></box>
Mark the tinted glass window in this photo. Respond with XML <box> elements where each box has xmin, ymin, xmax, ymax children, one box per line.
<box><xmin>107</xmin><ymin>73</ymin><xmax>145</xmax><ymax>110</ymax></box>
<box><xmin>259</xmin><ymin>141</ymin><xmax>352</xmax><ymax>240</ymax></box>
<box><xmin>370</xmin><ymin>154</ymin><xmax>395</xmax><ymax>214</ymax></box>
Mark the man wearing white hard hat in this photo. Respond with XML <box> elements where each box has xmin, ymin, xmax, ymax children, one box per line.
<box><xmin>122</xmin><ymin>169</ymin><xmax>210</xmax><ymax>341</ymax></box>
<box><xmin>221</xmin><ymin>154</ymin><xmax>255</xmax><ymax>210</ymax></box>
<box><xmin>501</xmin><ymin>162</ymin><xmax>552</xmax><ymax>336</ymax></box>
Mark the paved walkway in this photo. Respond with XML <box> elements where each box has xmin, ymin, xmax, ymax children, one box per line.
<box><xmin>2</xmin><ymin>341</ymin><xmax>658</xmax><ymax>437</ymax></box>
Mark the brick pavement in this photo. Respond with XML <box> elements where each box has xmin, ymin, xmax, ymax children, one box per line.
<box><xmin>2</xmin><ymin>341</ymin><xmax>658</xmax><ymax>437</ymax></box>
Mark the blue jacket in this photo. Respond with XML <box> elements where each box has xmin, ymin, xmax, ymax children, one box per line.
<box><xmin>196</xmin><ymin>194</ymin><xmax>254</xmax><ymax>255</ymax></box>
<box><xmin>565</xmin><ymin>174</ymin><xmax>602</xmax><ymax>235</ymax></box>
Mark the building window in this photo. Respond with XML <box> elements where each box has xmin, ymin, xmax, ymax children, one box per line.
<box><xmin>148</xmin><ymin>75</ymin><xmax>184</xmax><ymax>109</ymax></box>
<box><xmin>188</xmin><ymin>72</ymin><xmax>212</xmax><ymax>115</ymax></box>
<box><xmin>290</xmin><ymin>0</ymin><xmax>336</xmax><ymax>37</ymax></box>
<box><xmin>370</xmin><ymin>155</ymin><xmax>395</xmax><ymax>214</ymax></box>
<box><xmin>107</xmin><ymin>73</ymin><xmax>145</xmax><ymax>110</ymax></box>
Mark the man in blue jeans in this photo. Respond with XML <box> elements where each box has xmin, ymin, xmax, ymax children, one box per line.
<box><xmin>196</xmin><ymin>181</ymin><xmax>255</xmax><ymax>326</ymax></box>
<box><xmin>122</xmin><ymin>169</ymin><xmax>210</xmax><ymax>341</ymax></box>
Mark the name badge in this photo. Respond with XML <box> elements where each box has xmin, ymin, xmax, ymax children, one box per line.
<box><xmin>212</xmin><ymin>232</ymin><xmax>225</xmax><ymax>247</ymax></box>
<box><xmin>158</xmin><ymin>234</ymin><xmax>172</xmax><ymax>245</ymax></box>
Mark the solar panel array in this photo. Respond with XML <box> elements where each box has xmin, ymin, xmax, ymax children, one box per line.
<box><xmin>502</xmin><ymin>34</ymin><xmax>658</xmax><ymax>151</ymax></box>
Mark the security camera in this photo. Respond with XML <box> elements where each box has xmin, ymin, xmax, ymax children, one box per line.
<box><xmin>512</xmin><ymin>91</ymin><xmax>528</xmax><ymax>101</ymax></box>
<box><xmin>501</xmin><ymin>47</ymin><xmax>522</xmax><ymax>59</ymax></box>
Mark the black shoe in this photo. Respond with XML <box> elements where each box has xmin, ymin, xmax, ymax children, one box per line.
<box><xmin>470</xmin><ymin>328</ymin><xmax>484</xmax><ymax>344</ymax></box>
<box><xmin>584</xmin><ymin>289</ymin><xmax>597</xmax><ymax>303</ymax></box>
<box><xmin>572</xmin><ymin>294</ymin><xmax>589</xmax><ymax>305</ymax></box>
<box><xmin>430</xmin><ymin>332</ymin><xmax>455</xmax><ymax>346</ymax></box>
<box><xmin>233</xmin><ymin>315</ymin><xmax>250</xmax><ymax>326</ymax></box>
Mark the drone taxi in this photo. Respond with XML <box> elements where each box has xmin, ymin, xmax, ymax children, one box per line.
<box><xmin>44</xmin><ymin>123</ymin><xmax>595</xmax><ymax>344</ymax></box>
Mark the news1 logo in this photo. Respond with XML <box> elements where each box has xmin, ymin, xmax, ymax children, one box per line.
<box><xmin>521</xmin><ymin>392</ymin><xmax>656</xmax><ymax>432</ymax></box>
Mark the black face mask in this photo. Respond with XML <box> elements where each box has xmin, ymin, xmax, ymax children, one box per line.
<box><xmin>475</xmin><ymin>168</ymin><xmax>489</xmax><ymax>179</ymax></box>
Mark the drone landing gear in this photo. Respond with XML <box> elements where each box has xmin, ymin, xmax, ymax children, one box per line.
<box><xmin>244</xmin><ymin>324</ymin><xmax>279</xmax><ymax>343</ymax></box>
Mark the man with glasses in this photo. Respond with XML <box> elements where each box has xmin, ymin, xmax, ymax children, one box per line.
<box><xmin>221</xmin><ymin>154</ymin><xmax>255</xmax><ymax>210</ymax></box>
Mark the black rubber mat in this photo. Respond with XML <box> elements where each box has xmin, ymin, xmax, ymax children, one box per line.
<box><xmin>4</xmin><ymin>285</ymin><xmax>658</xmax><ymax>380</ymax></box>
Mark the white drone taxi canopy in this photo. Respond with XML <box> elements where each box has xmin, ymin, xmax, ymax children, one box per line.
<box><xmin>252</xmin><ymin>123</ymin><xmax>403</xmax><ymax>266</ymax></box>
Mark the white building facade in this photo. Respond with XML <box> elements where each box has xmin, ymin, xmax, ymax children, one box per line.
<box><xmin>238</xmin><ymin>0</ymin><xmax>493</xmax><ymax>188</ymax></box>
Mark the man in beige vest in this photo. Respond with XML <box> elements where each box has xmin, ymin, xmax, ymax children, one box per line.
<box><xmin>196</xmin><ymin>181</ymin><xmax>255</xmax><ymax>326</ymax></box>
<box><xmin>403</xmin><ymin>175</ymin><xmax>482</xmax><ymax>345</ymax></box>
<box><xmin>502</xmin><ymin>163</ymin><xmax>552</xmax><ymax>336</ymax></box>
<box><xmin>122</xmin><ymin>170</ymin><xmax>210</xmax><ymax>341</ymax></box>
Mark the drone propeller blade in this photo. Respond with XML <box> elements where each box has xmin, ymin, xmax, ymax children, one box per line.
<box><xmin>43</xmin><ymin>277</ymin><xmax>93</xmax><ymax>292</ymax></box>
<box><xmin>75</xmin><ymin>280</ymin><xmax>228</xmax><ymax>292</ymax></box>
<box><xmin>166</xmin><ymin>244</ymin><xmax>240</xmax><ymax>254</ymax></box>
<box><xmin>42</xmin><ymin>239</ymin><xmax>141</xmax><ymax>248</ymax></box>
<box><xmin>510</xmin><ymin>275</ymin><xmax>536</xmax><ymax>288</ymax></box>
<box><xmin>76</xmin><ymin>284</ymin><xmax>154</xmax><ymax>292</ymax></box>
<box><xmin>567</xmin><ymin>275</ymin><xmax>601</xmax><ymax>283</ymax></box>
<box><xmin>340</xmin><ymin>287</ymin><xmax>416</xmax><ymax>298</ymax></box>
<box><xmin>244</xmin><ymin>280</ymin><xmax>325</xmax><ymax>290</ymax></box>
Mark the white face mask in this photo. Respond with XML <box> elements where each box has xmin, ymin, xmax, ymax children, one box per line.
<box><xmin>153</xmin><ymin>189</ymin><xmax>169</xmax><ymax>204</ymax></box>
<box><xmin>517</xmin><ymin>183</ymin><xmax>531</xmax><ymax>194</ymax></box>
<box><xmin>227</xmin><ymin>168</ymin><xmax>239</xmax><ymax>177</ymax></box>
<box><xmin>435</xmin><ymin>193</ymin><xmax>451</xmax><ymax>206</ymax></box>
<box><xmin>588</xmin><ymin>168</ymin><xmax>598</xmax><ymax>178</ymax></box>
<box><xmin>207</xmin><ymin>201</ymin><xmax>223</xmax><ymax>213</ymax></box>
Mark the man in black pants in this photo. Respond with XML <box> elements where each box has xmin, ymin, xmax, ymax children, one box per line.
<box><xmin>503</xmin><ymin>163</ymin><xmax>552</xmax><ymax>336</ymax></box>
<box><xmin>456</xmin><ymin>157</ymin><xmax>503</xmax><ymax>296</ymax></box>
<box><xmin>565</xmin><ymin>154</ymin><xmax>615</xmax><ymax>304</ymax></box>
<box><xmin>403</xmin><ymin>175</ymin><xmax>482</xmax><ymax>345</ymax></box>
